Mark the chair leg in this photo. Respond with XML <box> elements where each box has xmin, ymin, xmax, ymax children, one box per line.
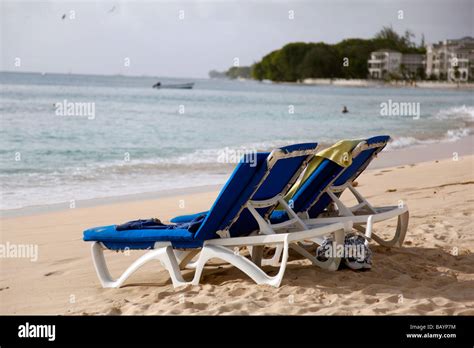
<box><xmin>91</xmin><ymin>242</ymin><xmax>116</xmax><ymax>288</ymax></box>
<box><xmin>191</xmin><ymin>240</ymin><xmax>290</xmax><ymax>287</ymax></box>
<box><xmin>251</xmin><ymin>245</ymin><xmax>263</xmax><ymax>267</ymax></box>
<box><xmin>288</xmin><ymin>229</ymin><xmax>343</xmax><ymax>271</ymax></box>
<box><xmin>261</xmin><ymin>244</ymin><xmax>284</xmax><ymax>267</ymax></box>
<box><xmin>91</xmin><ymin>242</ymin><xmax>186</xmax><ymax>288</ymax></box>
<box><xmin>175</xmin><ymin>249</ymin><xmax>200</xmax><ymax>269</ymax></box>
<box><xmin>370</xmin><ymin>210</ymin><xmax>409</xmax><ymax>248</ymax></box>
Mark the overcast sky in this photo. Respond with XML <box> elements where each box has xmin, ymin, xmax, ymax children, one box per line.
<box><xmin>1</xmin><ymin>0</ymin><xmax>472</xmax><ymax>78</ymax></box>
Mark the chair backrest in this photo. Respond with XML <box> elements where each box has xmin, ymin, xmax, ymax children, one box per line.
<box><xmin>332</xmin><ymin>135</ymin><xmax>390</xmax><ymax>186</ymax></box>
<box><xmin>306</xmin><ymin>135</ymin><xmax>390</xmax><ymax>217</ymax></box>
<box><xmin>193</xmin><ymin>143</ymin><xmax>318</xmax><ymax>241</ymax></box>
<box><xmin>290</xmin><ymin>158</ymin><xmax>345</xmax><ymax>214</ymax></box>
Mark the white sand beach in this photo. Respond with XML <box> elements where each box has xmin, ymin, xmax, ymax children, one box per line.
<box><xmin>1</xmin><ymin>138</ymin><xmax>473</xmax><ymax>316</ymax></box>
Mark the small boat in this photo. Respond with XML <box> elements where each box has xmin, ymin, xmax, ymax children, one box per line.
<box><xmin>152</xmin><ymin>82</ymin><xmax>194</xmax><ymax>89</ymax></box>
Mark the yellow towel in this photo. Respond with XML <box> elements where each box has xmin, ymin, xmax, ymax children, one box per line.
<box><xmin>280</xmin><ymin>139</ymin><xmax>364</xmax><ymax>207</ymax></box>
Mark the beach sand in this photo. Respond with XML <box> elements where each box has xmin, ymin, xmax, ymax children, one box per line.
<box><xmin>1</xmin><ymin>152</ymin><xmax>473</xmax><ymax>315</ymax></box>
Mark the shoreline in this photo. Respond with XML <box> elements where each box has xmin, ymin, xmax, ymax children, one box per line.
<box><xmin>2</xmin><ymin>135</ymin><xmax>473</xmax><ymax>219</ymax></box>
<box><xmin>276</xmin><ymin>78</ymin><xmax>474</xmax><ymax>90</ymax></box>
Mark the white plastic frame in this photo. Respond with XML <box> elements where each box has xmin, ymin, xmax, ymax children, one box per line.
<box><xmin>91</xmin><ymin>221</ymin><xmax>349</xmax><ymax>289</ymax></box>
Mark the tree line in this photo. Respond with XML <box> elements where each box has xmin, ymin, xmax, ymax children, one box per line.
<box><xmin>220</xmin><ymin>27</ymin><xmax>426</xmax><ymax>82</ymax></box>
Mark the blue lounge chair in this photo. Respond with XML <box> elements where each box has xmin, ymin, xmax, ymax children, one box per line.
<box><xmin>261</xmin><ymin>135</ymin><xmax>409</xmax><ymax>266</ymax></box>
<box><xmin>172</xmin><ymin>136</ymin><xmax>409</xmax><ymax>266</ymax></box>
<box><xmin>83</xmin><ymin>143</ymin><xmax>349</xmax><ymax>288</ymax></box>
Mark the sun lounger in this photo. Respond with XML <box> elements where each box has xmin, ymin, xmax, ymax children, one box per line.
<box><xmin>83</xmin><ymin>143</ymin><xmax>350</xmax><ymax>288</ymax></box>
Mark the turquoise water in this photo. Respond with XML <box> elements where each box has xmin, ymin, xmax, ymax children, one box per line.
<box><xmin>1</xmin><ymin>72</ymin><xmax>472</xmax><ymax>210</ymax></box>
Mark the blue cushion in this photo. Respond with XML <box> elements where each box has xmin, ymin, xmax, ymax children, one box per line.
<box><xmin>170</xmin><ymin>211</ymin><xmax>208</xmax><ymax>224</ymax></box>
<box><xmin>83</xmin><ymin>225</ymin><xmax>202</xmax><ymax>249</ymax></box>
<box><xmin>292</xmin><ymin>159</ymin><xmax>343</xmax><ymax>212</ymax></box>
<box><xmin>268</xmin><ymin>210</ymin><xmax>289</xmax><ymax>224</ymax></box>
<box><xmin>267</xmin><ymin>159</ymin><xmax>343</xmax><ymax>223</ymax></box>
<box><xmin>192</xmin><ymin>153</ymin><xmax>269</xmax><ymax>241</ymax></box>
<box><xmin>367</xmin><ymin>135</ymin><xmax>391</xmax><ymax>146</ymax></box>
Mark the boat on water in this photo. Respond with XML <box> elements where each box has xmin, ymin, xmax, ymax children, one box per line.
<box><xmin>152</xmin><ymin>82</ymin><xmax>194</xmax><ymax>89</ymax></box>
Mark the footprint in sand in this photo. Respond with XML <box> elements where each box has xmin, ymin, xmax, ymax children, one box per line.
<box><xmin>155</xmin><ymin>291</ymin><xmax>173</xmax><ymax>300</ymax></box>
<box><xmin>373</xmin><ymin>307</ymin><xmax>391</xmax><ymax>314</ymax></box>
<box><xmin>139</xmin><ymin>304</ymin><xmax>151</xmax><ymax>311</ymax></box>
<box><xmin>228</xmin><ymin>288</ymin><xmax>248</xmax><ymax>297</ymax></box>
<box><xmin>188</xmin><ymin>302</ymin><xmax>208</xmax><ymax>310</ymax></box>
<box><xmin>50</xmin><ymin>257</ymin><xmax>81</xmax><ymax>265</ymax></box>
<box><xmin>364</xmin><ymin>298</ymin><xmax>380</xmax><ymax>305</ymax></box>
<box><xmin>386</xmin><ymin>294</ymin><xmax>402</xmax><ymax>304</ymax></box>
<box><xmin>44</xmin><ymin>271</ymin><xmax>63</xmax><ymax>277</ymax></box>
<box><xmin>106</xmin><ymin>307</ymin><xmax>122</xmax><ymax>315</ymax></box>
<box><xmin>217</xmin><ymin>303</ymin><xmax>244</xmax><ymax>313</ymax></box>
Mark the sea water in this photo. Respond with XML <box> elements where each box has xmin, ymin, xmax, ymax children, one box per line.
<box><xmin>1</xmin><ymin>72</ymin><xmax>472</xmax><ymax>210</ymax></box>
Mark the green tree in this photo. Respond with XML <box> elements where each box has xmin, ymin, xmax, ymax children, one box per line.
<box><xmin>298</xmin><ymin>43</ymin><xmax>342</xmax><ymax>79</ymax></box>
<box><xmin>416</xmin><ymin>66</ymin><xmax>426</xmax><ymax>80</ymax></box>
<box><xmin>453</xmin><ymin>66</ymin><xmax>461</xmax><ymax>82</ymax></box>
<box><xmin>335</xmin><ymin>38</ymin><xmax>377</xmax><ymax>78</ymax></box>
<box><xmin>226</xmin><ymin>66</ymin><xmax>252</xmax><ymax>79</ymax></box>
<box><xmin>374</xmin><ymin>25</ymin><xmax>400</xmax><ymax>42</ymax></box>
<box><xmin>248</xmin><ymin>26</ymin><xmax>426</xmax><ymax>82</ymax></box>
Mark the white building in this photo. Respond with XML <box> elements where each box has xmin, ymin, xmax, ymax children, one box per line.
<box><xmin>368</xmin><ymin>50</ymin><xmax>402</xmax><ymax>79</ymax></box>
<box><xmin>401</xmin><ymin>54</ymin><xmax>425</xmax><ymax>77</ymax></box>
<box><xmin>368</xmin><ymin>50</ymin><xmax>425</xmax><ymax>79</ymax></box>
<box><xmin>425</xmin><ymin>37</ymin><xmax>474</xmax><ymax>82</ymax></box>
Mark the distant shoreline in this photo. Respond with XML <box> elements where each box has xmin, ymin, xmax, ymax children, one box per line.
<box><xmin>297</xmin><ymin>78</ymin><xmax>474</xmax><ymax>90</ymax></box>
<box><xmin>216</xmin><ymin>77</ymin><xmax>474</xmax><ymax>90</ymax></box>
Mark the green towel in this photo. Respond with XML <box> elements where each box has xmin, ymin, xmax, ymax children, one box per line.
<box><xmin>280</xmin><ymin>139</ymin><xmax>364</xmax><ymax>208</ymax></box>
